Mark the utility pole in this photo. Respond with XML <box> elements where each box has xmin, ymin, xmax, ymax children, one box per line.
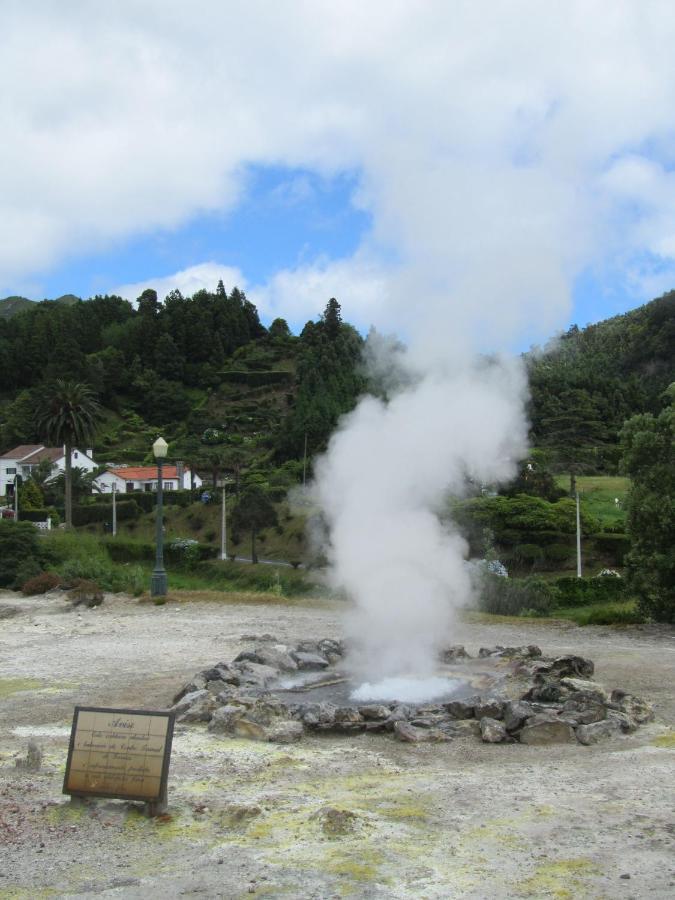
<box><xmin>221</xmin><ymin>484</ymin><xmax>227</xmax><ymax>561</ymax></box>
<box><xmin>14</xmin><ymin>475</ymin><xmax>19</xmax><ymax>521</ymax></box>
<box><xmin>576</xmin><ymin>490</ymin><xmax>582</xmax><ymax>578</ymax></box>
<box><xmin>112</xmin><ymin>483</ymin><xmax>117</xmax><ymax>537</ymax></box>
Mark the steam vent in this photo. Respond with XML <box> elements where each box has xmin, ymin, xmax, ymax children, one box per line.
<box><xmin>171</xmin><ymin>638</ymin><xmax>654</xmax><ymax>745</ymax></box>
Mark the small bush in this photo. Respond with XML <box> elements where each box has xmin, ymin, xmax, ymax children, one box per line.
<box><xmin>21</xmin><ymin>572</ymin><xmax>62</xmax><ymax>595</ymax></box>
<box><xmin>477</xmin><ymin>574</ymin><xmax>559</xmax><ymax>616</ymax></box>
<box><xmin>68</xmin><ymin>579</ymin><xmax>104</xmax><ymax>607</ymax></box>
<box><xmin>0</xmin><ymin>520</ymin><xmax>48</xmax><ymax>588</ymax></box>
<box><xmin>554</xmin><ymin>576</ymin><xmax>626</xmax><ymax>607</ymax></box>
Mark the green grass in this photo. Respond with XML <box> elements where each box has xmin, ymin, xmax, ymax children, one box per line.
<box><xmin>555</xmin><ymin>475</ymin><xmax>630</xmax><ymax>529</ymax></box>
<box><xmin>551</xmin><ymin>600</ymin><xmax>644</xmax><ymax>626</ymax></box>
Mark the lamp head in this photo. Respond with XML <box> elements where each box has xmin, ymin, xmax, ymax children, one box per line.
<box><xmin>153</xmin><ymin>437</ymin><xmax>168</xmax><ymax>459</ymax></box>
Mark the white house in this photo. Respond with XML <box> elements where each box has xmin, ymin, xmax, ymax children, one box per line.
<box><xmin>0</xmin><ymin>445</ymin><xmax>97</xmax><ymax>498</ymax></box>
<box><xmin>93</xmin><ymin>462</ymin><xmax>201</xmax><ymax>494</ymax></box>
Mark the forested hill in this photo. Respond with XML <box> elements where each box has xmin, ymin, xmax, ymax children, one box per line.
<box><xmin>0</xmin><ymin>286</ymin><xmax>363</xmax><ymax>475</ymax></box>
<box><xmin>0</xmin><ymin>284</ymin><xmax>672</xmax><ymax>477</ymax></box>
<box><xmin>528</xmin><ymin>292</ymin><xmax>675</xmax><ymax>472</ymax></box>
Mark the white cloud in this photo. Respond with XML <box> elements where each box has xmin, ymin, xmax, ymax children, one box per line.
<box><xmin>4</xmin><ymin>1</ymin><xmax>675</xmax><ymax>346</ymax></box>
<box><xmin>112</xmin><ymin>263</ymin><xmax>246</xmax><ymax>304</ymax></box>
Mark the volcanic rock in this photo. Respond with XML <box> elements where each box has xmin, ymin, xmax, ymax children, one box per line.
<box><xmin>522</xmin><ymin>677</ymin><xmax>572</xmax><ymax>704</ymax></box>
<box><xmin>560</xmin><ymin>677</ymin><xmax>607</xmax><ymax>699</ymax></box>
<box><xmin>480</xmin><ymin>717</ymin><xmax>509</xmax><ymax>743</ymax></box>
<box><xmin>172</xmin><ymin>689</ymin><xmax>217</xmax><ymax>723</ymax></box>
<box><xmin>208</xmin><ymin>705</ymin><xmax>246</xmax><ymax>733</ymax></box>
<box><xmin>358</xmin><ymin>704</ymin><xmax>391</xmax><ymax>720</ymax></box>
<box><xmin>393</xmin><ymin>721</ymin><xmax>449</xmax><ymax>743</ymax></box>
<box><xmin>561</xmin><ymin>696</ymin><xmax>607</xmax><ymax>725</ymax></box>
<box><xmin>479</xmin><ymin>646</ymin><xmax>505</xmax><ymax>658</ymax></box>
<box><xmin>609</xmin><ymin>690</ymin><xmax>654</xmax><ymax>724</ymax></box>
<box><xmin>503</xmin><ymin>700</ymin><xmax>544</xmax><ymax>732</ymax></box>
<box><xmin>533</xmin><ymin>655</ymin><xmax>594</xmax><ymax>679</ymax></box>
<box><xmin>266</xmin><ymin>720</ymin><xmax>304</xmax><ymax>743</ymax></box>
<box><xmin>519</xmin><ymin>715</ymin><xmax>575</xmax><ymax>744</ymax></box>
<box><xmin>474</xmin><ymin>697</ymin><xmax>505</xmax><ymax>720</ymax></box>
<box><xmin>234</xmin><ymin>661</ymin><xmax>279</xmax><ymax>687</ymax></box>
<box><xmin>173</xmin><ymin>675</ymin><xmax>207</xmax><ymax>704</ymax></box>
<box><xmin>232</xmin><ymin>718</ymin><xmax>269</xmax><ymax>741</ymax></box>
<box><xmin>443</xmin><ymin>698</ymin><xmax>476</xmax><ymax>719</ymax></box>
<box><xmin>575</xmin><ymin>718</ymin><xmax>622</xmax><ymax>745</ymax></box>
<box><xmin>302</xmin><ymin>702</ymin><xmax>338</xmax><ymax>728</ymax></box>
<box><xmin>292</xmin><ymin>651</ymin><xmax>330</xmax><ymax>670</ymax></box>
<box><xmin>440</xmin><ymin>645</ymin><xmax>471</xmax><ymax>662</ymax></box>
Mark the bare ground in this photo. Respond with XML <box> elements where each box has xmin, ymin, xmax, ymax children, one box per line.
<box><xmin>0</xmin><ymin>589</ymin><xmax>674</xmax><ymax>900</ymax></box>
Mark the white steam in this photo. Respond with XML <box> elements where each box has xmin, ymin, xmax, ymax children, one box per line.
<box><xmin>312</xmin><ymin>351</ymin><xmax>529</xmax><ymax>683</ymax></box>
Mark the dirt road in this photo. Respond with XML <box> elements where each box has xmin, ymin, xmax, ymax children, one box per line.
<box><xmin>0</xmin><ymin>590</ymin><xmax>673</xmax><ymax>899</ymax></box>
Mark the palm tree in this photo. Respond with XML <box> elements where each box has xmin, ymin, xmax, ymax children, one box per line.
<box><xmin>35</xmin><ymin>380</ymin><xmax>101</xmax><ymax>529</ymax></box>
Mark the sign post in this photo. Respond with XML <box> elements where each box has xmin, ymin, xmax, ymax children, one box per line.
<box><xmin>63</xmin><ymin>706</ymin><xmax>174</xmax><ymax>816</ymax></box>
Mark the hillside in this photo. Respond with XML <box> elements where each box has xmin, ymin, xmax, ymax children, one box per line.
<box><xmin>527</xmin><ymin>292</ymin><xmax>675</xmax><ymax>472</ymax></box>
<box><xmin>0</xmin><ymin>286</ymin><xmax>672</xmax><ymax>483</ymax></box>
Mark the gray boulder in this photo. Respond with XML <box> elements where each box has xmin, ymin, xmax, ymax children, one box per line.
<box><xmin>292</xmin><ymin>651</ymin><xmax>330</xmax><ymax>670</ymax></box>
<box><xmin>560</xmin><ymin>677</ymin><xmax>607</xmax><ymax>700</ymax></box>
<box><xmin>172</xmin><ymin>674</ymin><xmax>207</xmax><ymax>704</ymax></box>
<box><xmin>503</xmin><ymin>700</ymin><xmax>543</xmax><ymax>732</ymax></box>
<box><xmin>172</xmin><ymin>689</ymin><xmax>217</xmax><ymax>723</ymax></box>
<box><xmin>609</xmin><ymin>690</ymin><xmax>654</xmax><ymax>724</ymax></box>
<box><xmin>440</xmin><ymin>645</ymin><xmax>471</xmax><ymax>662</ymax></box>
<box><xmin>302</xmin><ymin>702</ymin><xmax>338</xmax><ymax>728</ymax></box>
<box><xmin>393</xmin><ymin>721</ymin><xmax>449</xmax><ymax>743</ymax></box>
<box><xmin>561</xmin><ymin>696</ymin><xmax>607</xmax><ymax>725</ymax></box>
<box><xmin>534</xmin><ymin>655</ymin><xmax>594</xmax><ymax>679</ymax></box>
<box><xmin>480</xmin><ymin>717</ymin><xmax>509</xmax><ymax>743</ymax></box>
<box><xmin>519</xmin><ymin>714</ymin><xmax>575</xmax><ymax>745</ymax></box>
<box><xmin>266</xmin><ymin>720</ymin><xmax>304</xmax><ymax>743</ymax></box>
<box><xmin>575</xmin><ymin>718</ymin><xmax>622</xmax><ymax>745</ymax></box>
<box><xmin>358</xmin><ymin>704</ymin><xmax>391</xmax><ymax>721</ymax></box>
<box><xmin>253</xmin><ymin>646</ymin><xmax>298</xmax><ymax>672</ymax></box>
<box><xmin>208</xmin><ymin>705</ymin><xmax>246</xmax><ymax>733</ymax></box>
<box><xmin>234</xmin><ymin>661</ymin><xmax>279</xmax><ymax>687</ymax></box>
<box><xmin>443</xmin><ymin>698</ymin><xmax>476</xmax><ymax>719</ymax></box>
<box><xmin>474</xmin><ymin>698</ymin><xmax>504</xmax><ymax>720</ymax></box>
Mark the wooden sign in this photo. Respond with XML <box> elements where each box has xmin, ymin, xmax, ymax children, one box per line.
<box><xmin>63</xmin><ymin>707</ymin><xmax>174</xmax><ymax>809</ymax></box>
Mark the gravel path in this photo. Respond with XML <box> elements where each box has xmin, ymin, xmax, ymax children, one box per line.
<box><xmin>0</xmin><ymin>590</ymin><xmax>673</xmax><ymax>899</ymax></box>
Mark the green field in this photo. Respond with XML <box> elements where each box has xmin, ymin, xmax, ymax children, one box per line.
<box><xmin>555</xmin><ymin>474</ymin><xmax>630</xmax><ymax>529</ymax></box>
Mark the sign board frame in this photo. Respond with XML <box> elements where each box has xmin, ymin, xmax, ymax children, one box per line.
<box><xmin>63</xmin><ymin>706</ymin><xmax>175</xmax><ymax>809</ymax></box>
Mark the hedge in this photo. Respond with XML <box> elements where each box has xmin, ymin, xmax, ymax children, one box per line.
<box><xmin>553</xmin><ymin>576</ymin><xmax>626</xmax><ymax>607</ymax></box>
<box><xmin>103</xmin><ymin>537</ymin><xmax>219</xmax><ymax>564</ymax></box>
<box><xmin>588</xmin><ymin>532</ymin><xmax>630</xmax><ymax>566</ymax></box>
<box><xmin>72</xmin><ymin>500</ymin><xmax>141</xmax><ymax>526</ymax></box>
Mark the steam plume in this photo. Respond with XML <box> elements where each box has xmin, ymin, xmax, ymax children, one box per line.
<box><xmin>312</xmin><ymin>348</ymin><xmax>529</xmax><ymax>682</ymax></box>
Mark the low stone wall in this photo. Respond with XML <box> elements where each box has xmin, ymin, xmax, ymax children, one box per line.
<box><xmin>171</xmin><ymin>638</ymin><xmax>654</xmax><ymax>746</ymax></box>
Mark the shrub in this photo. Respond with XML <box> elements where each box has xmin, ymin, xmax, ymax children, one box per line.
<box><xmin>478</xmin><ymin>575</ymin><xmax>559</xmax><ymax>616</ymax></box>
<box><xmin>21</xmin><ymin>572</ymin><xmax>62</xmax><ymax>595</ymax></box>
<box><xmin>72</xmin><ymin>500</ymin><xmax>140</xmax><ymax>526</ymax></box>
<box><xmin>554</xmin><ymin>576</ymin><xmax>626</xmax><ymax>607</ymax></box>
<box><xmin>0</xmin><ymin>520</ymin><xmax>48</xmax><ymax>588</ymax></box>
<box><xmin>68</xmin><ymin>579</ymin><xmax>104</xmax><ymax>607</ymax></box>
<box><xmin>12</xmin><ymin>558</ymin><xmax>43</xmax><ymax>589</ymax></box>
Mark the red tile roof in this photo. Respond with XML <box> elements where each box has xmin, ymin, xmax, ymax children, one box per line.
<box><xmin>108</xmin><ymin>466</ymin><xmax>189</xmax><ymax>481</ymax></box>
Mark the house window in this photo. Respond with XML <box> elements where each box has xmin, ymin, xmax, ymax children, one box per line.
<box><xmin>74</xmin><ymin>451</ymin><xmax>78</xmax><ymax>459</ymax></box>
<box><xmin>163</xmin><ymin>482</ymin><xmax>174</xmax><ymax>490</ymax></box>
<box><xmin>5</xmin><ymin>467</ymin><xmax>16</xmax><ymax>475</ymax></box>
<box><xmin>125</xmin><ymin>482</ymin><xmax>134</xmax><ymax>492</ymax></box>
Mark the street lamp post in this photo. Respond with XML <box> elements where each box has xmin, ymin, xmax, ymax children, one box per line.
<box><xmin>150</xmin><ymin>437</ymin><xmax>168</xmax><ymax>598</ymax></box>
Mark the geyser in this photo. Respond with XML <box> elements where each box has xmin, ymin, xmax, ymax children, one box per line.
<box><xmin>312</xmin><ymin>354</ymin><xmax>529</xmax><ymax>686</ymax></box>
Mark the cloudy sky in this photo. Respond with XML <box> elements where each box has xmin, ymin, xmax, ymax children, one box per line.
<box><xmin>3</xmin><ymin>1</ymin><xmax>675</xmax><ymax>345</ymax></box>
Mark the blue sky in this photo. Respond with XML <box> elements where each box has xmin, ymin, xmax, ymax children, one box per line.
<box><xmin>4</xmin><ymin>3</ymin><xmax>675</xmax><ymax>350</ymax></box>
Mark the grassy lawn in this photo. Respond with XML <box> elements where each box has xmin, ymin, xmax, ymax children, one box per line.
<box><xmin>551</xmin><ymin>600</ymin><xmax>643</xmax><ymax>625</ymax></box>
<box><xmin>555</xmin><ymin>474</ymin><xmax>630</xmax><ymax>529</ymax></box>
